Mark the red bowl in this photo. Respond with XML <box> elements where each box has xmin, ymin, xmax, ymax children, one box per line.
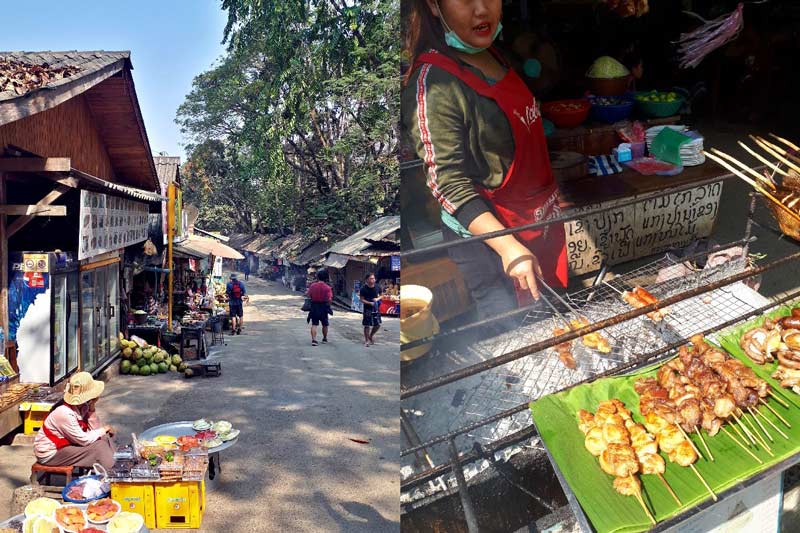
<box><xmin>541</xmin><ymin>99</ymin><xmax>591</xmax><ymax>129</ymax></box>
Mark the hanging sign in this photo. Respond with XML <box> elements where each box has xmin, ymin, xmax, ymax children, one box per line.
<box><xmin>78</xmin><ymin>190</ymin><xmax>149</xmax><ymax>260</ymax></box>
<box><xmin>22</xmin><ymin>253</ymin><xmax>48</xmax><ymax>273</ymax></box>
<box><xmin>390</xmin><ymin>255</ymin><xmax>401</xmax><ymax>271</ymax></box>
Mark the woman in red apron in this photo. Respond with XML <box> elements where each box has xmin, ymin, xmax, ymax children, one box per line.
<box><xmin>403</xmin><ymin>0</ymin><xmax>566</xmax><ymax>322</ymax></box>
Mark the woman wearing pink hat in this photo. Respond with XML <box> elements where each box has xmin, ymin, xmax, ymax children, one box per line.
<box><xmin>33</xmin><ymin>372</ymin><xmax>116</xmax><ymax>470</ymax></box>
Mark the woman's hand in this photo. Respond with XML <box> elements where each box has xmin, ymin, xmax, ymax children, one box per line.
<box><xmin>500</xmin><ymin>244</ymin><xmax>543</xmax><ymax>301</ymax></box>
<box><xmin>103</xmin><ymin>425</ymin><xmax>115</xmax><ymax>436</ymax></box>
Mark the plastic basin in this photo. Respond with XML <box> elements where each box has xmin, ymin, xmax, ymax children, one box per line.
<box><xmin>587</xmin><ymin>76</ymin><xmax>629</xmax><ymax>96</ymax></box>
<box><xmin>541</xmin><ymin>99</ymin><xmax>591</xmax><ymax>129</ymax></box>
<box><xmin>588</xmin><ymin>96</ymin><xmax>634</xmax><ymax>124</ymax></box>
<box><xmin>635</xmin><ymin>92</ymin><xmax>685</xmax><ymax>117</ymax></box>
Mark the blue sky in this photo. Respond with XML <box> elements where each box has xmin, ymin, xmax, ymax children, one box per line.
<box><xmin>4</xmin><ymin>1</ymin><xmax>228</xmax><ymax>159</ymax></box>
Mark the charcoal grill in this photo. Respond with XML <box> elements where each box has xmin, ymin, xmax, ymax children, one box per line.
<box><xmin>401</xmin><ymin>185</ymin><xmax>800</xmax><ymax>531</ymax></box>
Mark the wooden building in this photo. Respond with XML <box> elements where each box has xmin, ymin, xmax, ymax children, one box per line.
<box><xmin>0</xmin><ymin>51</ymin><xmax>163</xmax><ymax>389</ymax></box>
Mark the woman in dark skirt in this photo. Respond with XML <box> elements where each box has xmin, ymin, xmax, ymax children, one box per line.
<box><xmin>306</xmin><ymin>269</ymin><xmax>333</xmax><ymax>346</ymax></box>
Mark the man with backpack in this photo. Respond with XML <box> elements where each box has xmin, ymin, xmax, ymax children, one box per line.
<box><xmin>226</xmin><ymin>273</ymin><xmax>246</xmax><ymax>335</ymax></box>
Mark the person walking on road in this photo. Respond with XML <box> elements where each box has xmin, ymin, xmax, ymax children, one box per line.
<box><xmin>360</xmin><ymin>273</ymin><xmax>382</xmax><ymax>347</ymax></box>
<box><xmin>306</xmin><ymin>269</ymin><xmax>333</xmax><ymax>346</ymax></box>
<box><xmin>243</xmin><ymin>258</ymin><xmax>251</xmax><ymax>281</ymax></box>
<box><xmin>226</xmin><ymin>273</ymin><xmax>246</xmax><ymax>335</ymax></box>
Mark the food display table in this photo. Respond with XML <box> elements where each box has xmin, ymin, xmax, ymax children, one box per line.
<box><xmin>127</xmin><ymin>322</ymin><xmax>168</xmax><ymax>348</ymax></box>
<box><xmin>0</xmin><ymin>505</ymin><xmax>150</xmax><ymax>532</ymax></box>
<box><xmin>139</xmin><ymin>421</ymin><xmax>238</xmax><ymax>480</ymax></box>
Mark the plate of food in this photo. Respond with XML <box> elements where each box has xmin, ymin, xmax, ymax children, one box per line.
<box><xmin>22</xmin><ymin>515</ymin><xmax>62</xmax><ymax>533</ymax></box>
<box><xmin>106</xmin><ymin>512</ymin><xmax>144</xmax><ymax>533</ymax></box>
<box><xmin>153</xmin><ymin>435</ymin><xmax>177</xmax><ymax>445</ymax></box>
<box><xmin>212</xmin><ymin>420</ymin><xmax>232</xmax><ymax>434</ymax></box>
<box><xmin>220</xmin><ymin>429</ymin><xmax>239</xmax><ymax>442</ymax></box>
<box><xmin>192</xmin><ymin>419</ymin><xmax>212</xmax><ymax>431</ymax></box>
<box><xmin>86</xmin><ymin>498</ymin><xmax>120</xmax><ymax>524</ymax></box>
<box><xmin>54</xmin><ymin>506</ymin><xmax>88</xmax><ymax>532</ymax></box>
<box><xmin>24</xmin><ymin>498</ymin><xmax>61</xmax><ymax>519</ymax></box>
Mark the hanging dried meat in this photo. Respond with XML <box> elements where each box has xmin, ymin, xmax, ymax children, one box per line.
<box><xmin>0</xmin><ymin>58</ymin><xmax>81</xmax><ymax>97</ymax></box>
<box><xmin>676</xmin><ymin>3</ymin><xmax>744</xmax><ymax>69</ymax></box>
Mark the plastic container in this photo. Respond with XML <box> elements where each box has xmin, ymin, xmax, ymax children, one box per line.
<box><xmin>400</xmin><ymin>285</ymin><xmax>439</xmax><ymax>362</ymax></box>
<box><xmin>154</xmin><ymin>480</ymin><xmax>205</xmax><ymax>529</ymax></box>
<box><xmin>541</xmin><ymin>99</ymin><xmax>591</xmax><ymax>129</ymax></box>
<box><xmin>110</xmin><ymin>483</ymin><xmax>156</xmax><ymax>529</ymax></box>
<box><xmin>588</xmin><ymin>96</ymin><xmax>634</xmax><ymax>123</ymax></box>
<box><xmin>634</xmin><ymin>92</ymin><xmax>685</xmax><ymax>117</ymax></box>
<box><xmin>630</xmin><ymin>141</ymin><xmax>646</xmax><ymax>159</ymax></box>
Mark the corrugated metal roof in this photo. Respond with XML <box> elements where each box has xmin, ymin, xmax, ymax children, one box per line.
<box><xmin>293</xmin><ymin>239</ymin><xmax>328</xmax><ymax>266</ymax></box>
<box><xmin>154</xmin><ymin>156</ymin><xmax>180</xmax><ymax>189</ymax></box>
<box><xmin>326</xmin><ymin>216</ymin><xmax>400</xmax><ymax>258</ymax></box>
<box><xmin>177</xmin><ymin>234</ymin><xmax>244</xmax><ymax>260</ymax></box>
<box><xmin>0</xmin><ymin>51</ymin><xmax>130</xmax><ymax>102</ymax></box>
<box><xmin>71</xmin><ymin>168</ymin><xmax>165</xmax><ymax>203</ymax></box>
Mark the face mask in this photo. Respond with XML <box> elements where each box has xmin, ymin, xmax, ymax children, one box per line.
<box><xmin>435</xmin><ymin>1</ymin><xmax>502</xmax><ymax>54</ymax></box>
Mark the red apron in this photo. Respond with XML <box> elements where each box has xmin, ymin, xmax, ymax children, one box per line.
<box><xmin>415</xmin><ymin>51</ymin><xmax>568</xmax><ymax>304</ymax></box>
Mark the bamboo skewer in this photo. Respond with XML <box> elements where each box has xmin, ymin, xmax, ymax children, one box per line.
<box><xmin>732</xmin><ymin>411</ymin><xmax>757</xmax><ymax>446</ymax></box>
<box><xmin>767</xmin><ymin>390</ymin><xmax>790</xmax><ymax>409</ymax></box>
<box><xmin>722</xmin><ymin>426</ymin><xmax>763</xmax><ymax>464</ymax></box>
<box><xmin>738</xmin><ymin>141</ymin><xmax>790</xmax><ymax>177</ymax></box>
<box><xmin>695</xmin><ymin>427</ymin><xmax>713</xmax><ymax>462</ymax></box>
<box><xmin>730</xmin><ymin>419</ymin><xmax>750</xmax><ymax>445</ymax></box>
<box><xmin>754</xmin><ymin>135</ymin><xmax>800</xmax><ymax>168</ymax></box>
<box><xmin>738</xmin><ymin>409</ymin><xmax>773</xmax><ymax>456</ymax></box>
<box><xmin>755</xmin><ymin>407</ymin><xmax>790</xmax><ymax>440</ymax></box>
<box><xmin>750</xmin><ymin>135</ymin><xmax>800</xmax><ymax>175</ymax></box>
<box><xmin>747</xmin><ymin>406</ymin><xmax>774</xmax><ymax>443</ymax></box>
<box><xmin>658</xmin><ymin>473</ymin><xmax>682</xmax><ymax>506</ymax></box>
<box><xmin>710</xmin><ymin>148</ymin><xmax>776</xmax><ymax>190</ymax></box>
<box><xmin>632</xmin><ymin>478</ymin><xmax>657</xmax><ymax>525</ymax></box>
<box><xmin>703</xmin><ymin>151</ymin><xmax>800</xmax><ymax>225</ymax></box>
<box><xmin>677</xmin><ymin>425</ymin><xmax>704</xmax><ymax>461</ymax></box>
<box><xmin>760</xmin><ymin>398</ymin><xmax>791</xmax><ymax>428</ymax></box>
<box><xmin>690</xmin><ymin>465</ymin><xmax>717</xmax><ymax>501</ymax></box>
<box><xmin>769</xmin><ymin>133</ymin><xmax>800</xmax><ymax>152</ymax></box>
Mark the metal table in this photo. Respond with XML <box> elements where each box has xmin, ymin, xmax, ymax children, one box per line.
<box><xmin>139</xmin><ymin>421</ymin><xmax>238</xmax><ymax>480</ymax></box>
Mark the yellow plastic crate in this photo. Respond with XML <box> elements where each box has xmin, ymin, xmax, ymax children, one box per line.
<box><xmin>110</xmin><ymin>482</ymin><xmax>156</xmax><ymax>529</ymax></box>
<box><xmin>155</xmin><ymin>480</ymin><xmax>205</xmax><ymax>529</ymax></box>
<box><xmin>19</xmin><ymin>402</ymin><xmax>54</xmax><ymax>435</ymax></box>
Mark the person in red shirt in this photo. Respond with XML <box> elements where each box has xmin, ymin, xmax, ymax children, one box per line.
<box><xmin>306</xmin><ymin>269</ymin><xmax>333</xmax><ymax>346</ymax></box>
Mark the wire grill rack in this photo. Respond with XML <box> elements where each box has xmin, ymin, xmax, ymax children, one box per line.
<box><xmin>433</xmin><ymin>249</ymin><xmax>751</xmax><ymax>452</ymax></box>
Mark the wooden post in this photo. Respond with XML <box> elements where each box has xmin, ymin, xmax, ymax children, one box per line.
<box><xmin>0</xmin><ymin>172</ymin><xmax>8</xmax><ymax>353</ymax></box>
<box><xmin>167</xmin><ymin>183</ymin><xmax>175</xmax><ymax>332</ymax></box>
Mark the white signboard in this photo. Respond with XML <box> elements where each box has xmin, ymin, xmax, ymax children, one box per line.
<box><xmin>78</xmin><ymin>190</ymin><xmax>149</xmax><ymax>260</ymax></box>
<box><xmin>565</xmin><ymin>182</ymin><xmax>723</xmax><ymax>275</ymax></box>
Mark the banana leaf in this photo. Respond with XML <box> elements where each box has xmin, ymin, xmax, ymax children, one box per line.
<box><xmin>529</xmin><ymin>330</ymin><xmax>800</xmax><ymax>533</ymax></box>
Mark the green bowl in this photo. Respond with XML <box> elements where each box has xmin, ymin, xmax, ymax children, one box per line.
<box><xmin>634</xmin><ymin>92</ymin><xmax>685</xmax><ymax>117</ymax></box>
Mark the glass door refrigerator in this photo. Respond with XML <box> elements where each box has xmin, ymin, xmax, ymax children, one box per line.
<box><xmin>8</xmin><ymin>252</ymin><xmax>80</xmax><ymax>385</ymax></box>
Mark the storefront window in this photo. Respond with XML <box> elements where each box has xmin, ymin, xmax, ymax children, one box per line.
<box><xmin>81</xmin><ymin>269</ymin><xmax>97</xmax><ymax>371</ymax></box>
<box><xmin>52</xmin><ymin>274</ymin><xmax>67</xmax><ymax>383</ymax></box>
<box><xmin>79</xmin><ymin>263</ymin><xmax>119</xmax><ymax>373</ymax></box>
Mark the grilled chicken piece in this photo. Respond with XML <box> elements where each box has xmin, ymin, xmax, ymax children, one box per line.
<box><xmin>584</xmin><ymin>426</ymin><xmax>607</xmax><ymax>457</ymax></box>
<box><xmin>638</xmin><ymin>453</ymin><xmax>666</xmax><ymax>475</ymax></box>
<box><xmin>657</xmin><ymin>425</ymin><xmax>685</xmax><ymax>454</ymax></box>
<box><xmin>613</xmin><ymin>475</ymin><xmax>641</xmax><ymax>496</ymax></box>
<box><xmin>668</xmin><ymin>440</ymin><xmax>698</xmax><ymax>467</ymax></box>
<box><xmin>576</xmin><ymin>409</ymin><xmax>596</xmax><ymax>435</ymax></box>
<box><xmin>602</xmin><ymin>423</ymin><xmax>631</xmax><ymax>445</ymax></box>
<box><xmin>599</xmin><ymin>443</ymin><xmax>639</xmax><ymax>478</ymax></box>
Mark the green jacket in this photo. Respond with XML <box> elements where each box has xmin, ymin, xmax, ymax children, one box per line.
<box><xmin>402</xmin><ymin>58</ymin><xmax>515</xmax><ymax>231</ymax></box>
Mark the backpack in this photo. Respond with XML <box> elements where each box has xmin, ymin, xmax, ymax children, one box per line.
<box><xmin>231</xmin><ymin>281</ymin><xmax>242</xmax><ymax>299</ymax></box>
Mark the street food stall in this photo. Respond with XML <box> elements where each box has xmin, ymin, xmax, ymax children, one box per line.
<box><xmin>0</xmin><ymin>417</ymin><xmax>238</xmax><ymax>531</ymax></box>
<box><xmin>399</xmin><ymin>1</ymin><xmax>800</xmax><ymax>529</ymax></box>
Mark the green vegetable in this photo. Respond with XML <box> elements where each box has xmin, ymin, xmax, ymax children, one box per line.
<box><xmin>586</xmin><ymin>56</ymin><xmax>629</xmax><ymax>79</ymax></box>
<box><xmin>165</xmin><ymin>452</ymin><xmax>174</xmax><ymax>462</ymax></box>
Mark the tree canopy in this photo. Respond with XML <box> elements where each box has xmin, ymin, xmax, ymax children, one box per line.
<box><xmin>177</xmin><ymin>0</ymin><xmax>400</xmax><ymax>239</ymax></box>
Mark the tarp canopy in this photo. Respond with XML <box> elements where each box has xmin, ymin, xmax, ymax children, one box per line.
<box><xmin>324</xmin><ymin>252</ymin><xmax>349</xmax><ymax>269</ymax></box>
<box><xmin>176</xmin><ymin>234</ymin><xmax>244</xmax><ymax>260</ymax></box>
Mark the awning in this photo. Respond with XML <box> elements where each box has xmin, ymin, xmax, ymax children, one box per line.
<box><xmin>173</xmin><ymin>242</ymin><xmax>208</xmax><ymax>260</ymax></box>
<box><xmin>74</xmin><ymin>169</ymin><xmax>166</xmax><ymax>203</ymax></box>
<box><xmin>324</xmin><ymin>252</ymin><xmax>349</xmax><ymax>269</ymax></box>
<box><xmin>176</xmin><ymin>235</ymin><xmax>244</xmax><ymax>260</ymax></box>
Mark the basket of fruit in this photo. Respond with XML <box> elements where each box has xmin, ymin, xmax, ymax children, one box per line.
<box><xmin>541</xmin><ymin>99</ymin><xmax>591</xmax><ymax>129</ymax></box>
<box><xmin>586</xmin><ymin>56</ymin><xmax>630</xmax><ymax>96</ymax></box>
<box><xmin>634</xmin><ymin>90</ymin><xmax>685</xmax><ymax>117</ymax></box>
